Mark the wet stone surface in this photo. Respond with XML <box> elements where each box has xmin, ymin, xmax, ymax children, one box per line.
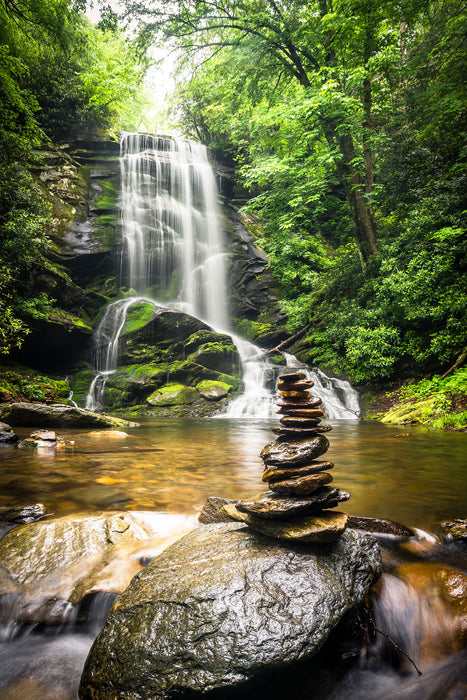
<box><xmin>78</xmin><ymin>522</ymin><xmax>381</xmax><ymax>700</ymax></box>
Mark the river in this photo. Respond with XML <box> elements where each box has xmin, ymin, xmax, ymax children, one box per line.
<box><xmin>0</xmin><ymin>419</ymin><xmax>465</xmax><ymax>531</ymax></box>
<box><xmin>0</xmin><ymin>418</ymin><xmax>466</xmax><ymax>699</ymax></box>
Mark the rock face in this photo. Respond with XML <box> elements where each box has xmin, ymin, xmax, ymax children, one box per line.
<box><xmin>0</xmin><ymin>403</ymin><xmax>137</xmax><ymax>428</ymax></box>
<box><xmin>79</xmin><ymin>522</ymin><xmax>381</xmax><ymax>700</ymax></box>
<box><xmin>80</xmin><ymin>306</ymin><xmax>242</xmax><ymax>416</ymax></box>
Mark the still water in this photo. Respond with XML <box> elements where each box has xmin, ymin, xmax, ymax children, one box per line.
<box><xmin>0</xmin><ymin>419</ymin><xmax>465</xmax><ymax>532</ymax></box>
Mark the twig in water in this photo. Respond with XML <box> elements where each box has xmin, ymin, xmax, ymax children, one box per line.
<box><xmin>374</xmin><ymin>626</ymin><xmax>423</xmax><ymax>677</ymax></box>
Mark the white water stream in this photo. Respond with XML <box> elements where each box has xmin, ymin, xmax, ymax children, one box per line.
<box><xmin>86</xmin><ymin>132</ymin><xmax>359</xmax><ymax>418</ymax></box>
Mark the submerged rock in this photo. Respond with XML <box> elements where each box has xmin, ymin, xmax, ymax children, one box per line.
<box><xmin>0</xmin><ymin>503</ymin><xmax>46</xmax><ymax>524</ymax></box>
<box><xmin>79</xmin><ymin>522</ymin><xmax>381</xmax><ymax>700</ymax></box>
<box><xmin>0</xmin><ymin>430</ymin><xmax>18</xmax><ymax>443</ymax></box>
<box><xmin>347</xmin><ymin>516</ymin><xmax>415</xmax><ymax>538</ymax></box>
<box><xmin>0</xmin><ymin>403</ymin><xmax>138</xmax><ymax>428</ymax></box>
<box><xmin>442</xmin><ymin>519</ymin><xmax>467</xmax><ymax>543</ymax></box>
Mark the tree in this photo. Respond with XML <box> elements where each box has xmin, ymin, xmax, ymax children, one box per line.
<box><xmin>125</xmin><ymin>0</ymin><xmax>404</xmax><ymax>260</ymax></box>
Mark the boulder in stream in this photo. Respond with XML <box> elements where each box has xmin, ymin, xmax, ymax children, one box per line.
<box><xmin>0</xmin><ymin>402</ymin><xmax>138</xmax><ymax>428</ymax></box>
<box><xmin>0</xmin><ymin>511</ymin><xmax>195</xmax><ymax>624</ymax></box>
<box><xmin>0</xmin><ymin>421</ymin><xmax>18</xmax><ymax>443</ymax></box>
<box><xmin>79</xmin><ymin>521</ymin><xmax>381</xmax><ymax>699</ymax></box>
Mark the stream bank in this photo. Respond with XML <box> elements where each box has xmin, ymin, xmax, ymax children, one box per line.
<box><xmin>360</xmin><ymin>368</ymin><xmax>467</xmax><ymax>431</ymax></box>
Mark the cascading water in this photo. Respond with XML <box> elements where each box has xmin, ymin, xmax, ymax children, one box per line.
<box><xmin>86</xmin><ymin>296</ymin><xmax>155</xmax><ymax>411</ymax></box>
<box><xmin>86</xmin><ymin>133</ymin><xmax>229</xmax><ymax>410</ymax></box>
<box><xmin>86</xmin><ymin>131</ymin><xmax>359</xmax><ymax>419</ymax></box>
<box><xmin>223</xmin><ymin>349</ymin><xmax>360</xmax><ymax>419</ymax></box>
<box><xmin>118</xmin><ymin>132</ymin><xmax>228</xmax><ymax>328</ymax></box>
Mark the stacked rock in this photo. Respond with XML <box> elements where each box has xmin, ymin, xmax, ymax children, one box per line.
<box><xmin>225</xmin><ymin>372</ymin><xmax>350</xmax><ymax>543</ymax></box>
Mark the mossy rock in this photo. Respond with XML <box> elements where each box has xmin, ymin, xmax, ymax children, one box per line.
<box><xmin>121</xmin><ymin>302</ymin><xmax>159</xmax><ymax>337</ymax></box>
<box><xmin>119</xmin><ymin>310</ymin><xmax>211</xmax><ymax>365</ymax></box>
<box><xmin>379</xmin><ymin>397</ymin><xmax>436</xmax><ymax>425</ymax></box>
<box><xmin>254</xmin><ymin>324</ymin><xmax>289</xmax><ymax>348</ymax></box>
<box><xmin>0</xmin><ymin>365</ymin><xmax>71</xmax><ymax>405</ymax></box>
<box><xmin>268</xmin><ymin>353</ymin><xmax>287</xmax><ymax>366</ymax></box>
<box><xmin>184</xmin><ymin>330</ymin><xmax>233</xmax><ymax>355</ymax></box>
<box><xmin>68</xmin><ymin>369</ymin><xmax>95</xmax><ymax>407</ymax></box>
<box><xmin>105</xmin><ymin>364</ymin><xmax>168</xmax><ymax>392</ymax></box>
<box><xmin>188</xmin><ymin>340</ymin><xmax>240</xmax><ymax>376</ymax></box>
<box><xmin>93</xmin><ymin>180</ymin><xmax>119</xmax><ymax>212</ymax></box>
<box><xmin>195</xmin><ymin>380</ymin><xmax>233</xmax><ymax>401</ymax></box>
<box><xmin>147</xmin><ymin>383</ymin><xmax>200</xmax><ymax>406</ymax></box>
<box><xmin>0</xmin><ymin>402</ymin><xmax>137</xmax><ymax>428</ymax></box>
<box><xmin>166</xmin><ymin>360</ymin><xmax>241</xmax><ymax>391</ymax></box>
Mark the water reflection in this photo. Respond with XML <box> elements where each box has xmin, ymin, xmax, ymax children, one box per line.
<box><xmin>0</xmin><ymin>420</ymin><xmax>466</xmax><ymax>532</ymax></box>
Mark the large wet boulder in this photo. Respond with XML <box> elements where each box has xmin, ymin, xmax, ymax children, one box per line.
<box><xmin>0</xmin><ymin>403</ymin><xmax>137</xmax><ymax>428</ymax></box>
<box><xmin>79</xmin><ymin>522</ymin><xmax>381</xmax><ymax>699</ymax></box>
<box><xmin>0</xmin><ymin>511</ymin><xmax>195</xmax><ymax>624</ymax></box>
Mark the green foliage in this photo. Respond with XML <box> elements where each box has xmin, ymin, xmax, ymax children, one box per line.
<box><xmin>345</xmin><ymin>326</ymin><xmax>401</xmax><ymax>382</ymax></box>
<box><xmin>150</xmin><ymin>0</ymin><xmax>467</xmax><ymax>384</ymax></box>
<box><xmin>376</xmin><ymin>368</ymin><xmax>467</xmax><ymax>430</ymax></box>
<box><xmin>0</xmin><ymin>365</ymin><xmax>70</xmax><ymax>403</ymax></box>
<box><xmin>0</xmin><ymin>0</ymin><xmax>148</xmax><ymax>355</ymax></box>
<box><xmin>394</xmin><ymin>369</ymin><xmax>467</xmax><ymax>403</ymax></box>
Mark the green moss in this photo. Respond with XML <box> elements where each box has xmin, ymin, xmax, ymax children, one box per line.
<box><xmin>121</xmin><ymin>302</ymin><xmax>157</xmax><ymax>336</ymax></box>
<box><xmin>184</xmin><ymin>330</ymin><xmax>228</xmax><ymax>354</ymax></box>
<box><xmin>46</xmin><ymin>311</ymin><xmax>93</xmax><ymax>333</ymax></box>
<box><xmin>0</xmin><ymin>364</ymin><xmax>72</xmax><ymax>404</ymax></box>
<box><xmin>188</xmin><ymin>340</ymin><xmax>240</xmax><ymax>375</ymax></box>
<box><xmin>369</xmin><ymin>369</ymin><xmax>467</xmax><ymax>430</ymax></box>
<box><xmin>195</xmin><ymin>379</ymin><xmax>233</xmax><ymax>400</ymax></box>
<box><xmin>68</xmin><ymin>369</ymin><xmax>95</xmax><ymax>407</ymax></box>
<box><xmin>268</xmin><ymin>353</ymin><xmax>287</xmax><ymax>366</ymax></box>
<box><xmin>146</xmin><ymin>383</ymin><xmax>200</xmax><ymax>406</ymax></box>
<box><xmin>94</xmin><ymin>181</ymin><xmax>118</xmax><ymax>211</ymax></box>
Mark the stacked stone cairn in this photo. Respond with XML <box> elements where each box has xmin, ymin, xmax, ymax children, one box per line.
<box><xmin>225</xmin><ymin>372</ymin><xmax>350</xmax><ymax>543</ymax></box>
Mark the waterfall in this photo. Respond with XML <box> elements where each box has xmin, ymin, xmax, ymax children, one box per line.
<box><xmin>86</xmin><ymin>131</ymin><xmax>359</xmax><ymax>419</ymax></box>
<box><xmin>86</xmin><ymin>133</ymin><xmax>228</xmax><ymax>410</ymax></box>
<box><xmin>223</xmin><ymin>349</ymin><xmax>360</xmax><ymax>420</ymax></box>
<box><xmin>86</xmin><ymin>296</ymin><xmax>157</xmax><ymax>411</ymax></box>
<box><xmin>119</xmin><ymin>132</ymin><xmax>228</xmax><ymax>329</ymax></box>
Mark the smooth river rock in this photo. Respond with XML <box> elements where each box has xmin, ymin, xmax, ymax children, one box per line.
<box><xmin>0</xmin><ymin>511</ymin><xmax>195</xmax><ymax>624</ymax></box>
<box><xmin>262</xmin><ymin>460</ymin><xmax>334</xmax><ymax>483</ymax></box>
<box><xmin>0</xmin><ymin>403</ymin><xmax>138</xmax><ymax>429</ymax></box>
<box><xmin>260</xmin><ymin>435</ymin><xmax>329</xmax><ymax>467</ymax></box>
<box><xmin>269</xmin><ymin>471</ymin><xmax>333</xmax><ymax>495</ymax></box>
<box><xmin>79</xmin><ymin>522</ymin><xmax>381</xmax><ymax>700</ymax></box>
<box><xmin>235</xmin><ymin>487</ymin><xmax>350</xmax><ymax>520</ymax></box>
<box><xmin>226</xmin><ymin>506</ymin><xmax>348</xmax><ymax>543</ymax></box>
